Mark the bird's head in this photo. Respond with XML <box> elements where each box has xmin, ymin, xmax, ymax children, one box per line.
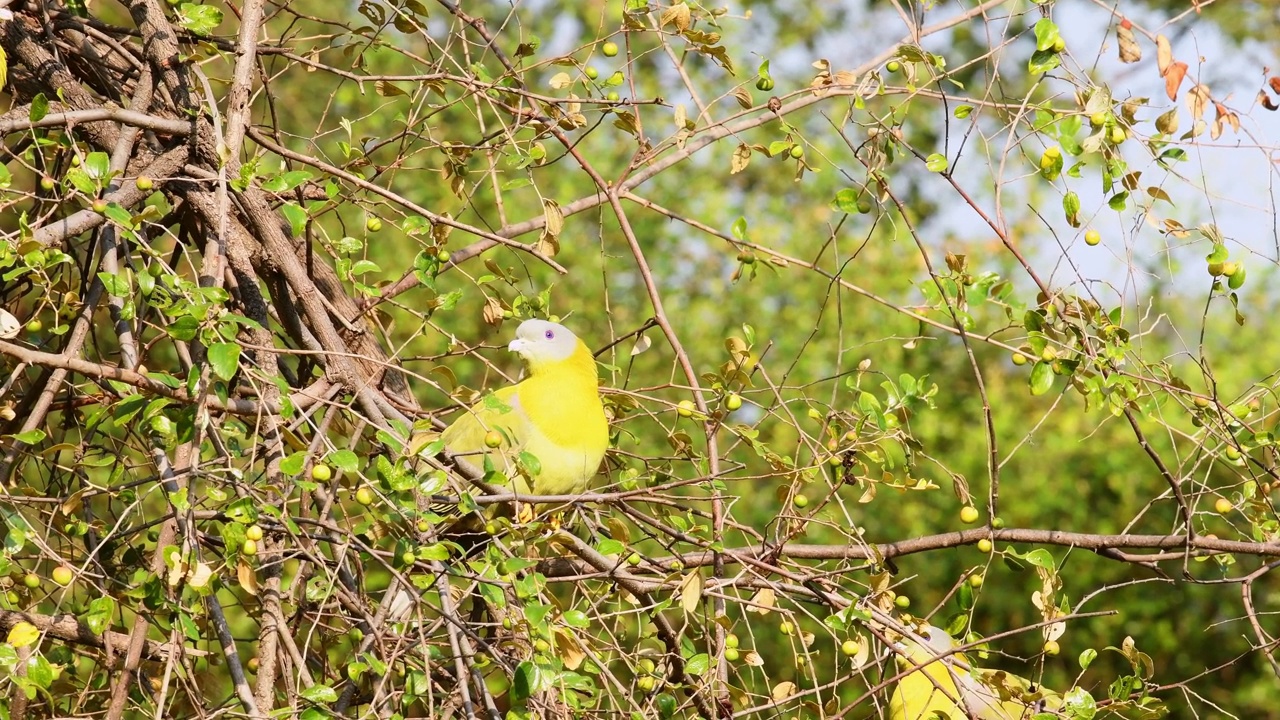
<box><xmin>893</xmin><ymin>624</ymin><xmax>960</xmax><ymax>668</ymax></box>
<box><xmin>507</xmin><ymin>319</ymin><xmax>587</xmax><ymax>374</ymax></box>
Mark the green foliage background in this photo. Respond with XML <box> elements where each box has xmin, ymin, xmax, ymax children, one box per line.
<box><xmin>2</xmin><ymin>0</ymin><xmax>1280</xmax><ymax>717</ymax></box>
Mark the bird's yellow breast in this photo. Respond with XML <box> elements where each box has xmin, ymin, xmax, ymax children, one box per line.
<box><xmin>511</xmin><ymin>342</ymin><xmax>608</xmax><ymax>495</ymax></box>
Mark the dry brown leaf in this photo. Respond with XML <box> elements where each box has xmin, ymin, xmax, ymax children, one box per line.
<box><xmin>1117</xmin><ymin>24</ymin><xmax>1142</xmax><ymax>63</ymax></box>
<box><xmin>731</xmin><ymin>87</ymin><xmax>752</xmax><ymax>109</ymax></box>
<box><xmin>1156</xmin><ymin>35</ymin><xmax>1173</xmax><ymax>75</ymax></box>
<box><xmin>556</xmin><ymin>629</ymin><xmax>587</xmax><ymax>670</ymax></box>
<box><xmin>1164</xmin><ymin>61</ymin><xmax>1188</xmax><ymax>101</ymax></box>
<box><xmin>660</xmin><ymin>3</ymin><xmax>691</xmax><ymax>33</ymax></box>
<box><xmin>1187</xmin><ymin>83</ymin><xmax>1211</xmax><ymax>121</ymax></box>
<box><xmin>1270</xmin><ymin>77</ymin><xmax>1280</xmax><ymax>95</ymax></box>
<box><xmin>482</xmin><ymin>296</ymin><xmax>504</xmax><ymax>326</ymax></box>
<box><xmin>746</xmin><ymin>587</ymin><xmax>776</xmax><ymax>614</ymax></box>
<box><xmin>238</xmin><ymin>559</ymin><xmax>258</xmax><ymax>595</ymax></box>
<box><xmin>730</xmin><ymin>143</ymin><xmax>751</xmax><ymax>174</ymax></box>
<box><xmin>1210</xmin><ymin>118</ymin><xmax>1222</xmax><ymax>140</ymax></box>
<box><xmin>772</xmin><ymin>681</ymin><xmax>798</xmax><ymax>702</ymax></box>
<box><xmin>1261</xmin><ymin>90</ymin><xmax>1279</xmax><ymax>111</ymax></box>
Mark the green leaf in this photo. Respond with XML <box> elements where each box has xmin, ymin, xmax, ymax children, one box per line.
<box><xmin>328</xmin><ymin>449</ymin><xmax>359</xmax><ymax>473</ymax></box>
<box><xmin>1028</xmin><ymin>49</ymin><xmax>1061</xmax><ymax>75</ymax></box>
<box><xmin>280</xmin><ymin>451</ymin><xmax>306</xmax><ymax>476</ymax></box>
<box><xmin>84</xmin><ymin>597</ymin><xmax>116</xmax><ymax>635</ymax></box>
<box><xmin>207</xmin><ymin>343</ymin><xmax>241</xmax><ymax>381</ymax></box>
<box><xmin>279</xmin><ymin>201</ymin><xmax>308</xmax><ymax>238</ymax></box>
<box><xmin>953</xmin><ymin>105</ymin><xmax>973</xmax><ymax>119</ymax></box>
<box><xmin>12</xmin><ymin>429</ymin><xmax>46</xmax><ymax>445</ymax></box>
<box><xmin>176</xmin><ymin>2</ymin><xmax>224</xmax><ymax>36</ymax></box>
<box><xmin>1062</xmin><ymin>191</ymin><xmax>1080</xmax><ymax>227</ymax></box>
<box><xmin>300</xmin><ymin>683</ymin><xmax>338</xmax><ymax>704</ymax></box>
<box><xmin>1029</xmin><ymin>361</ymin><xmax>1054</xmax><ymax>396</ymax></box>
<box><xmin>832</xmin><ymin>188</ymin><xmax>860</xmax><ymax>213</ymax></box>
<box><xmin>84</xmin><ymin>152</ymin><xmax>111</xmax><ymax>180</ymax></box>
<box><xmin>684</xmin><ymin>652</ymin><xmax>711</xmax><ymax>675</ymax></box>
<box><xmin>1023</xmin><ymin>548</ymin><xmax>1055</xmax><ymax>569</ymax></box>
<box><xmin>925</xmin><ymin>153</ymin><xmax>948</xmax><ymax>172</ymax></box>
<box><xmin>511</xmin><ymin>661</ymin><xmax>542</xmax><ymax>704</ymax></box>
<box><xmin>29</xmin><ymin>93</ymin><xmax>48</xmax><ymax>122</ymax></box>
<box><xmin>1078</xmin><ymin>648</ymin><xmax>1098</xmax><ymax>670</ymax></box>
<box><xmin>1033</xmin><ymin>19</ymin><xmax>1061</xmax><ymax>51</ymax></box>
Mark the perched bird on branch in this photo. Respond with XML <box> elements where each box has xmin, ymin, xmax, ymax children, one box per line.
<box><xmin>889</xmin><ymin>624</ymin><xmax>1061</xmax><ymax>720</ymax></box>
<box><xmin>434</xmin><ymin>317</ymin><xmax>609</xmax><ymax>521</ymax></box>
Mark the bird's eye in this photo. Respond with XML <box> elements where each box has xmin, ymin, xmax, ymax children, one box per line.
<box><xmin>544</xmin><ymin>329</ymin><xmax>555</xmax><ymax>340</ymax></box>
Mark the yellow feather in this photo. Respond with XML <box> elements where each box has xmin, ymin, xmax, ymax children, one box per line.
<box><xmin>440</xmin><ymin>320</ymin><xmax>608</xmax><ymax>500</ymax></box>
<box><xmin>888</xmin><ymin>626</ymin><xmax>1061</xmax><ymax>720</ymax></box>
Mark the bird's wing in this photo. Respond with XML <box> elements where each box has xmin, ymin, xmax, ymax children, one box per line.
<box><xmin>889</xmin><ymin>646</ymin><xmax>967</xmax><ymax>720</ymax></box>
<box><xmin>441</xmin><ymin>385</ymin><xmax>528</xmax><ymax>456</ymax></box>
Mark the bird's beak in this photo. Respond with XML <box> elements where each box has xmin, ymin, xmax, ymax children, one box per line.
<box><xmin>508</xmin><ymin>338</ymin><xmax>528</xmax><ymax>354</ymax></box>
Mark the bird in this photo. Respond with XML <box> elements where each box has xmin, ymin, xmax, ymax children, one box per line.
<box><xmin>888</xmin><ymin>624</ymin><xmax>1061</xmax><ymax>720</ymax></box>
<box><xmin>435</xmin><ymin>318</ymin><xmax>609</xmax><ymax>519</ymax></box>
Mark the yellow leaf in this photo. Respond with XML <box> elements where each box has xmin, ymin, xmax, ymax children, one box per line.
<box><xmin>1155</xmin><ymin>35</ymin><xmax>1173</xmax><ymax>75</ymax></box>
<box><xmin>730</xmin><ymin>144</ymin><xmax>751</xmax><ymax>174</ymax></box>
<box><xmin>772</xmin><ymin>681</ymin><xmax>797</xmax><ymax>702</ymax></box>
<box><xmin>746</xmin><ymin>587</ymin><xmax>776</xmax><ymax>614</ymax></box>
<box><xmin>556</xmin><ymin>629</ymin><xmax>587</xmax><ymax>670</ymax></box>
<box><xmin>542</xmin><ymin>198</ymin><xmax>563</xmax><ymax>237</ymax></box>
<box><xmin>680</xmin><ymin>571</ymin><xmax>702</xmax><ymax>613</ymax></box>
<box><xmin>1186</xmin><ymin>83</ymin><xmax>1210</xmax><ymax>121</ymax></box>
<box><xmin>7</xmin><ymin>621</ymin><xmax>39</xmax><ymax>648</ymax></box>
<box><xmin>238</xmin><ymin>558</ymin><xmax>258</xmax><ymax>595</ymax></box>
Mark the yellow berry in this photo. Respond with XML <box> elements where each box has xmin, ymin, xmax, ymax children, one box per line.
<box><xmin>1090</xmin><ymin>112</ymin><xmax>1106</xmax><ymax>128</ymax></box>
<box><xmin>242</xmin><ymin>539</ymin><xmax>258</xmax><ymax>556</ymax></box>
<box><xmin>960</xmin><ymin>505</ymin><xmax>980</xmax><ymax>524</ymax></box>
<box><xmin>968</xmin><ymin>572</ymin><xmax>984</xmax><ymax>588</ymax></box>
<box><xmin>1043</xmin><ymin>640</ymin><xmax>1060</xmax><ymax>656</ymax></box>
<box><xmin>841</xmin><ymin>639</ymin><xmax>860</xmax><ymax>656</ymax></box>
<box><xmin>627</xmin><ymin>552</ymin><xmax>641</xmax><ymax>566</ymax></box>
<box><xmin>977</xmin><ymin>538</ymin><xmax>993</xmax><ymax>553</ymax></box>
<box><xmin>365</xmin><ymin>216</ymin><xmax>383</xmax><ymax>232</ymax></box>
<box><xmin>1012</xmin><ymin>352</ymin><xmax>1028</xmax><ymax>366</ymax></box>
<box><xmin>135</xmin><ymin>176</ymin><xmax>154</xmax><ymax>191</ymax></box>
<box><xmin>602</xmin><ymin>41</ymin><xmax>619</xmax><ymax>57</ymax></box>
<box><xmin>245</xmin><ymin>525</ymin><xmax>263</xmax><ymax>541</ymax></box>
<box><xmin>1109</xmin><ymin>126</ymin><xmax>1126</xmax><ymax>144</ymax></box>
<box><xmin>637</xmin><ymin>675</ymin><xmax>655</xmax><ymax>692</ymax></box>
<box><xmin>1214</xmin><ymin>497</ymin><xmax>1233</xmax><ymax>514</ymax></box>
<box><xmin>51</xmin><ymin>566</ymin><xmax>73</xmax><ymax>586</ymax></box>
<box><xmin>311</xmin><ymin>464</ymin><xmax>332</xmax><ymax>481</ymax></box>
<box><xmin>1084</xmin><ymin>229</ymin><xmax>1101</xmax><ymax>246</ymax></box>
<box><xmin>677</xmin><ymin>400</ymin><xmax>696</xmax><ymax>417</ymax></box>
<box><xmin>725</xmin><ymin>393</ymin><xmax>743</xmax><ymax>411</ymax></box>
<box><xmin>484</xmin><ymin>430</ymin><xmax>503</xmax><ymax>448</ymax></box>
<box><xmin>355</xmin><ymin>487</ymin><xmax>375</xmax><ymax>505</ymax></box>
<box><xmin>894</xmin><ymin>594</ymin><xmax>911</xmax><ymax>609</ymax></box>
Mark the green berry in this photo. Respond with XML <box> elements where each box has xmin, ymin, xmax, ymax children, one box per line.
<box><xmin>584</xmin><ymin>66</ymin><xmax>598</xmax><ymax>80</ymax></box>
<box><xmin>725</xmin><ymin>393</ymin><xmax>743</xmax><ymax>411</ymax></box>
<box><xmin>311</xmin><ymin>464</ymin><xmax>332</xmax><ymax>481</ymax></box>
<box><xmin>755</xmin><ymin>77</ymin><xmax>774</xmax><ymax>92</ymax></box>
<box><xmin>886</xmin><ymin>60</ymin><xmax>902</xmax><ymax>74</ymax></box>
<box><xmin>602</xmin><ymin>41</ymin><xmax>619</xmax><ymax>57</ymax></box>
